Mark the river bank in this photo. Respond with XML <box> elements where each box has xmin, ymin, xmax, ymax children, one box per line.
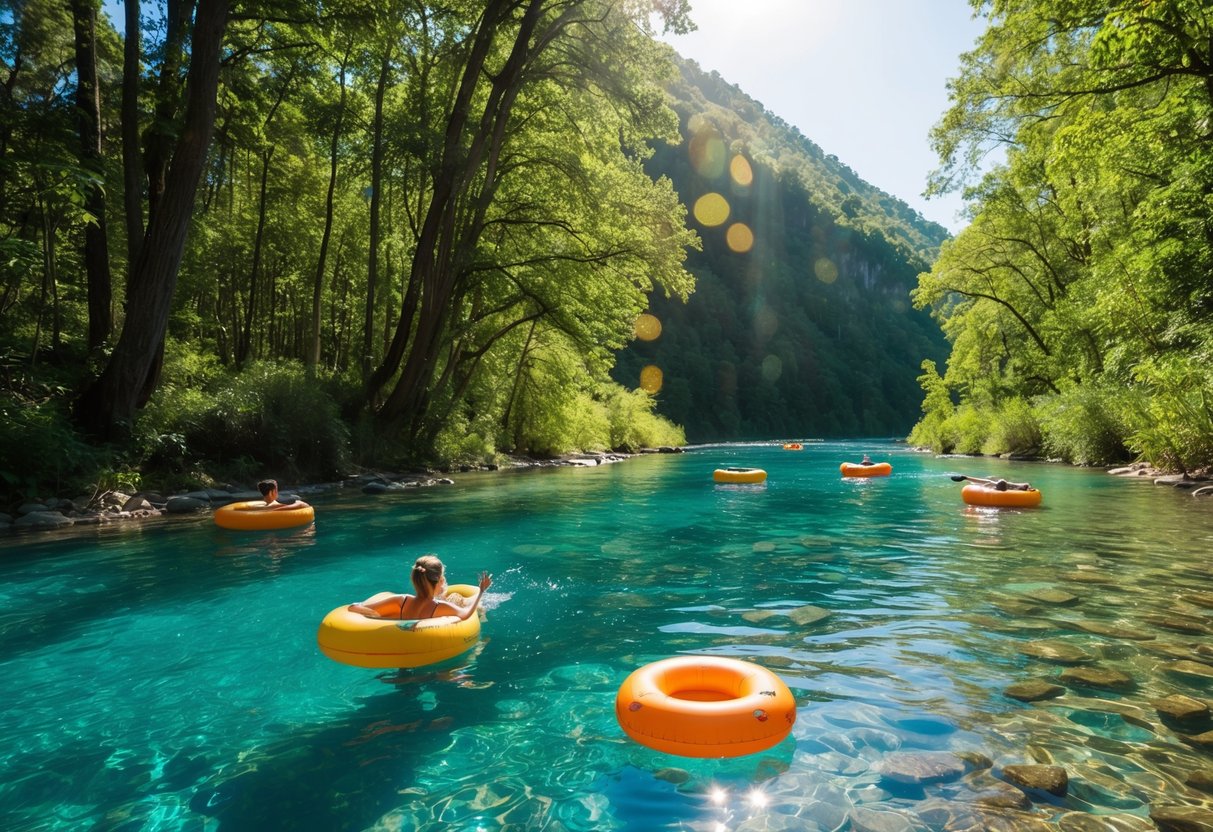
<box><xmin>0</xmin><ymin>447</ymin><xmax>684</xmax><ymax>536</ymax></box>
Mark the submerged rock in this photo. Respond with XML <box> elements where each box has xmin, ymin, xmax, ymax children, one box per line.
<box><xmin>1019</xmin><ymin>640</ymin><xmax>1096</xmax><ymax>665</ymax></box>
<box><xmin>875</xmin><ymin>752</ymin><xmax>967</xmax><ymax>785</ymax></box>
<box><xmin>1022</xmin><ymin>588</ymin><xmax>1080</xmax><ymax>605</ymax></box>
<box><xmin>1150</xmin><ymin>805</ymin><xmax>1213</xmax><ymax>831</ymax></box>
<box><xmin>1155</xmin><ymin>694</ymin><xmax>1210</xmax><ymax>726</ymax></box>
<box><xmin>1059</xmin><ymin>667</ymin><xmax>1136</xmax><ymax>691</ymax></box>
<box><xmin>1005</xmin><ymin>680</ymin><xmax>1066</xmax><ymax>702</ymax></box>
<box><xmin>1000</xmin><ymin>764</ymin><xmax>1068</xmax><ymax>796</ymax></box>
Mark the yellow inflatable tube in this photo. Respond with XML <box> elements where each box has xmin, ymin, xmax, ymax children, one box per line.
<box><xmin>962</xmin><ymin>484</ymin><xmax>1042</xmax><ymax>507</ymax></box>
<box><xmin>214</xmin><ymin>500</ymin><xmax>314</xmax><ymax>530</ymax></box>
<box><xmin>713</xmin><ymin>467</ymin><xmax>767</xmax><ymax>484</ymax></box>
<box><xmin>616</xmin><ymin>656</ymin><xmax>796</xmax><ymax>758</ymax></box>
<box><xmin>317</xmin><ymin>584</ymin><xmax>481</xmax><ymax>668</ymax></box>
<box><xmin>840</xmin><ymin>462</ymin><xmax>892</xmax><ymax>478</ymax></box>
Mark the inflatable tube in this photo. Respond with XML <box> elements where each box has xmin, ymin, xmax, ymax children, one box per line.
<box><xmin>782</xmin><ymin>443</ymin><xmax>803</xmax><ymax>451</ymax></box>
<box><xmin>840</xmin><ymin>462</ymin><xmax>892</xmax><ymax>478</ymax></box>
<box><xmin>713</xmin><ymin>467</ymin><xmax>767</xmax><ymax>484</ymax></box>
<box><xmin>317</xmin><ymin>584</ymin><xmax>481</xmax><ymax>668</ymax></box>
<box><xmin>214</xmin><ymin>500</ymin><xmax>314</xmax><ymax>530</ymax></box>
<box><xmin>962</xmin><ymin>484</ymin><xmax>1042</xmax><ymax>507</ymax></box>
<box><xmin>615</xmin><ymin>656</ymin><xmax>795</xmax><ymax>758</ymax></box>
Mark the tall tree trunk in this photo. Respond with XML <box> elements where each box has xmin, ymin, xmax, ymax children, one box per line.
<box><xmin>72</xmin><ymin>0</ymin><xmax>113</xmax><ymax>351</ymax></box>
<box><xmin>363</xmin><ymin>49</ymin><xmax>390</xmax><ymax>379</ymax></box>
<box><xmin>238</xmin><ymin>146</ymin><xmax>273</xmax><ymax>365</ymax></box>
<box><xmin>374</xmin><ymin>0</ymin><xmax>547</xmax><ymax>437</ymax></box>
<box><xmin>75</xmin><ymin>0</ymin><xmax>230</xmax><ymax>440</ymax></box>
<box><xmin>364</xmin><ymin>0</ymin><xmax>518</xmax><ymax>412</ymax></box>
<box><xmin>144</xmin><ymin>0</ymin><xmax>196</xmax><ymax>229</ymax></box>
<box><xmin>309</xmin><ymin>47</ymin><xmax>350</xmax><ymax>368</ymax></box>
<box><xmin>121</xmin><ymin>0</ymin><xmax>143</xmax><ymax>267</ymax></box>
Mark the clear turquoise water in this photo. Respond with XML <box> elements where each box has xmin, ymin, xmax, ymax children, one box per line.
<box><xmin>2</xmin><ymin>441</ymin><xmax>1211</xmax><ymax>831</ymax></box>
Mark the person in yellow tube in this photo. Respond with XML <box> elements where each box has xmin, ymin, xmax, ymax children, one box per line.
<box><xmin>257</xmin><ymin>479</ymin><xmax>311</xmax><ymax>511</ymax></box>
<box><xmin>348</xmin><ymin>554</ymin><xmax>492</xmax><ymax>622</ymax></box>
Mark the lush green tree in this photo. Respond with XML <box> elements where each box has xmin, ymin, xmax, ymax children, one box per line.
<box><xmin>913</xmin><ymin>0</ymin><xmax>1213</xmax><ymax>469</ymax></box>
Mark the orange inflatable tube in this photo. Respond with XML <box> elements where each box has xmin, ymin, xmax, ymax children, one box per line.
<box><xmin>962</xmin><ymin>484</ymin><xmax>1042</xmax><ymax>507</ymax></box>
<box><xmin>839</xmin><ymin>462</ymin><xmax>892</xmax><ymax>478</ymax></box>
<box><xmin>782</xmin><ymin>443</ymin><xmax>803</xmax><ymax>450</ymax></box>
<box><xmin>615</xmin><ymin>656</ymin><xmax>795</xmax><ymax>758</ymax></box>
<box><xmin>713</xmin><ymin>467</ymin><xmax>767</xmax><ymax>484</ymax></box>
<box><xmin>214</xmin><ymin>500</ymin><xmax>315</xmax><ymax>530</ymax></box>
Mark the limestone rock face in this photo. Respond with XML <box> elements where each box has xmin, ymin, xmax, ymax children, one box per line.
<box><xmin>1001</xmin><ymin>764</ymin><xmax>1069</xmax><ymax>796</ymax></box>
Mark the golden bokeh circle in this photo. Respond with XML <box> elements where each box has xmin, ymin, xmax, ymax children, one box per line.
<box><xmin>814</xmin><ymin>258</ymin><xmax>838</xmax><ymax>284</ymax></box>
<box><xmin>730</xmin><ymin>155</ymin><xmax>753</xmax><ymax>187</ymax></box>
<box><xmin>639</xmin><ymin>365</ymin><xmax>664</xmax><ymax>393</ymax></box>
<box><xmin>634</xmin><ymin>313</ymin><xmax>662</xmax><ymax>341</ymax></box>
<box><xmin>726</xmin><ymin>223</ymin><xmax>754</xmax><ymax>253</ymax></box>
<box><xmin>693</xmin><ymin>193</ymin><xmax>730</xmax><ymax>227</ymax></box>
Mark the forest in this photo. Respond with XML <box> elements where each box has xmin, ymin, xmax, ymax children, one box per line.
<box><xmin>0</xmin><ymin>0</ymin><xmax>953</xmax><ymax>505</ymax></box>
<box><xmin>1</xmin><ymin>0</ymin><xmax>705</xmax><ymax>502</ymax></box>
<box><xmin>908</xmin><ymin>0</ymin><xmax>1213</xmax><ymax>473</ymax></box>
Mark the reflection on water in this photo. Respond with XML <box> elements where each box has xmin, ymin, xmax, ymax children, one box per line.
<box><xmin>1</xmin><ymin>442</ymin><xmax>1212</xmax><ymax>830</ymax></box>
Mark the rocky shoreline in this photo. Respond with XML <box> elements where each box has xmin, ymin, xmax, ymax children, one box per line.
<box><xmin>0</xmin><ymin>447</ymin><xmax>683</xmax><ymax>536</ymax></box>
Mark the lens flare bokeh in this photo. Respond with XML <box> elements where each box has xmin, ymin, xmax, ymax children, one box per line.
<box><xmin>639</xmin><ymin>365</ymin><xmax>663</xmax><ymax>393</ymax></box>
<box><xmin>729</xmin><ymin>155</ymin><xmax>753</xmax><ymax>187</ymax></box>
<box><xmin>693</xmin><ymin>193</ymin><xmax>731</xmax><ymax>227</ymax></box>
<box><xmin>814</xmin><ymin>257</ymin><xmax>838</xmax><ymax>284</ymax></box>
<box><xmin>633</xmin><ymin>313</ymin><xmax>662</xmax><ymax>342</ymax></box>
<box><xmin>725</xmin><ymin>222</ymin><xmax>753</xmax><ymax>253</ymax></box>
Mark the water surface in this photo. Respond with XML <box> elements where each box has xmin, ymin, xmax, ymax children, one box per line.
<box><xmin>2</xmin><ymin>442</ymin><xmax>1211</xmax><ymax>831</ymax></box>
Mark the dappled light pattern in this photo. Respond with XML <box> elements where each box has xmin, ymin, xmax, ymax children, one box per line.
<box><xmin>729</xmin><ymin>154</ymin><xmax>753</xmax><ymax>187</ymax></box>
<box><xmin>633</xmin><ymin>312</ymin><xmax>662</xmax><ymax>341</ymax></box>
<box><xmin>693</xmin><ymin>192</ymin><xmax>730</xmax><ymax>227</ymax></box>
<box><xmin>814</xmin><ymin>257</ymin><xmax>838</xmax><ymax>284</ymax></box>
<box><xmin>639</xmin><ymin>364</ymin><xmax>663</xmax><ymax>393</ymax></box>
<box><xmin>725</xmin><ymin>222</ymin><xmax>753</xmax><ymax>253</ymax></box>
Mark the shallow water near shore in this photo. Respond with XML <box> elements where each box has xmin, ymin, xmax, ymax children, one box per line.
<box><xmin>3</xmin><ymin>441</ymin><xmax>1213</xmax><ymax>831</ymax></box>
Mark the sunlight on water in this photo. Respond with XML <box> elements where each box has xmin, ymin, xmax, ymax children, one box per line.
<box><xmin>2</xmin><ymin>442</ymin><xmax>1213</xmax><ymax>830</ymax></box>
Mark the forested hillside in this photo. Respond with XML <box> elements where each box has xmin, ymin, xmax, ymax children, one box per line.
<box><xmin>908</xmin><ymin>0</ymin><xmax>1213</xmax><ymax>473</ymax></box>
<box><xmin>614</xmin><ymin>59</ymin><xmax>951</xmax><ymax>440</ymax></box>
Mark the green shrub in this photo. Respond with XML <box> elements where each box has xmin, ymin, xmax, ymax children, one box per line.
<box><xmin>1035</xmin><ymin>383</ymin><xmax>1132</xmax><ymax>465</ymax></box>
<box><xmin>1126</xmin><ymin>354</ymin><xmax>1213</xmax><ymax>472</ymax></box>
<box><xmin>605</xmin><ymin>386</ymin><xmax>686</xmax><ymax>450</ymax></box>
<box><xmin>174</xmin><ymin>361</ymin><xmax>350</xmax><ymax>480</ymax></box>
<box><xmin>983</xmin><ymin>397</ymin><xmax>1042</xmax><ymax>456</ymax></box>
<box><xmin>949</xmin><ymin>404</ymin><xmax>988</xmax><ymax>455</ymax></box>
<box><xmin>0</xmin><ymin>393</ymin><xmax>109</xmax><ymax>502</ymax></box>
<box><xmin>906</xmin><ymin>360</ymin><xmax>956</xmax><ymax>452</ymax></box>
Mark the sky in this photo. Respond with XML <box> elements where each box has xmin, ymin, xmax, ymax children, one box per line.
<box><xmin>657</xmin><ymin>0</ymin><xmax>987</xmax><ymax>234</ymax></box>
